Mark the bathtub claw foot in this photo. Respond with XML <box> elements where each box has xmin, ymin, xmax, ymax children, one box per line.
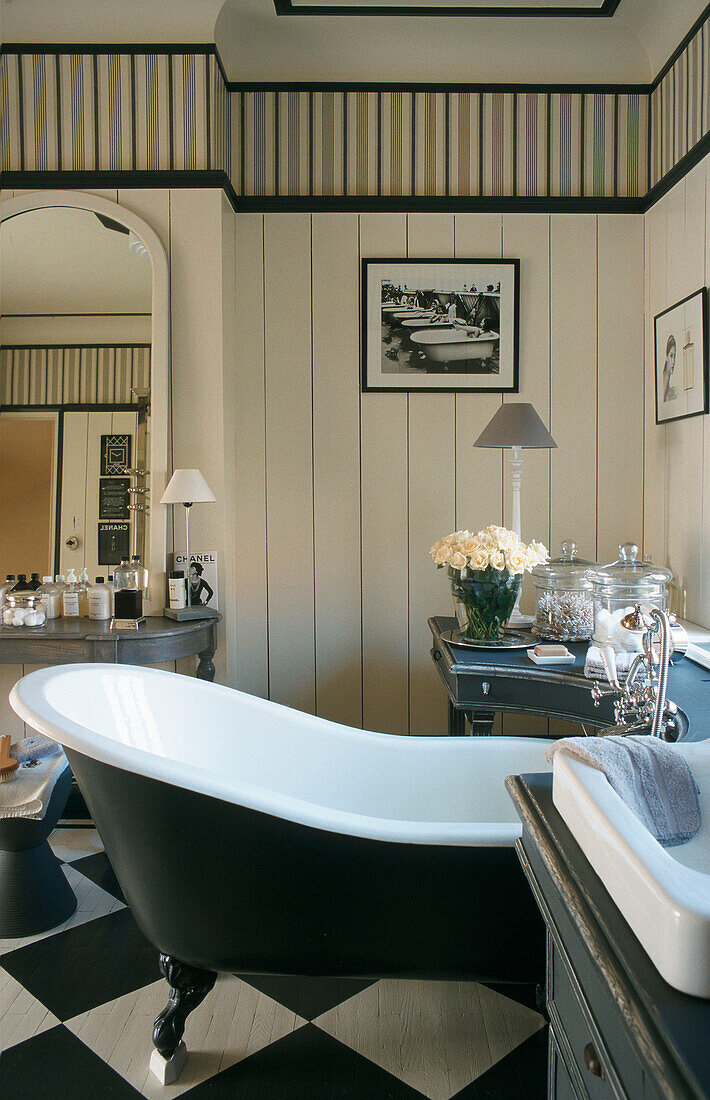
<box><xmin>150</xmin><ymin>1040</ymin><xmax>187</xmax><ymax>1085</ymax></box>
<box><xmin>152</xmin><ymin>954</ymin><xmax>217</xmax><ymax>1062</ymax></box>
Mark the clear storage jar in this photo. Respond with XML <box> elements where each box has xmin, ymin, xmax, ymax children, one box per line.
<box><xmin>588</xmin><ymin>542</ymin><xmax>672</xmax><ymax>653</ymax></box>
<box><xmin>532</xmin><ymin>540</ymin><xmax>596</xmax><ymax>641</ymax></box>
<box><xmin>1</xmin><ymin>590</ymin><xmax>47</xmax><ymax>627</ymax></box>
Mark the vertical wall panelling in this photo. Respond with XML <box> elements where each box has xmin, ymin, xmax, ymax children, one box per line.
<box><xmin>549</xmin><ymin>216</ymin><xmax>597</xmax><ymax>561</ymax></box>
<box><xmin>407</xmin><ymin>214</ymin><xmax>456</xmax><ymax>736</ymax></box>
<box><xmin>702</xmin><ymin>160</ymin><xmax>710</xmax><ymax>626</ymax></box>
<box><xmin>233</xmin><ymin>214</ymin><xmax>269</xmax><ymax>698</ymax></box>
<box><xmin>169</xmin><ymin>189</ymin><xmax>229</xmax><ymax>682</ymax></box>
<box><xmin>452</xmin><ymin>214</ymin><xmax>504</xmax><ymax>533</ymax></box>
<box><xmin>311</xmin><ymin>214</ymin><xmax>363</xmax><ymax>727</ymax></box>
<box><xmin>596</xmin><ymin>214</ymin><xmax>645</xmax><ymax>564</ymax></box>
<box><xmin>263</xmin><ymin>214</ymin><xmax>316</xmax><ymax>712</ymax></box>
<box><xmin>643</xmin><ymin>199</ymin><xmax>668</xmax><ymax>568</ymax></box>
<box><xmin>359</xmin><ymin>214</ymin><xmax>410</xmax><ymax>735</ymax></box>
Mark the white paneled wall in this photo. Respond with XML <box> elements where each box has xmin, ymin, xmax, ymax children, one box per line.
<box><xmin>644</xmin><ymin>154</ymin><xmax>710</xmax><ymax>627</ymax></box>
<box><xmin>233</xmin><ymin>211</ymin><xmax>645</xmax><ymax>735</ymax></box>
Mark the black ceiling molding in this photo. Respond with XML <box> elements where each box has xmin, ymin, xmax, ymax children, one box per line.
<box><xmin>272</xmin><ymin>0</ymin><xmax>621</xmax><ymax>15</ymax></box>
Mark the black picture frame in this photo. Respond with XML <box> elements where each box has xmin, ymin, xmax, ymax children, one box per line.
<box><xmin>361</xmin><ymin>257</ymin><xmax>520</xmax><ymax>394</ymax></box>
<box><xmin>654</xmin><ymin>287</ymin><xmax>709</xmax><ymax>425</ymax></box>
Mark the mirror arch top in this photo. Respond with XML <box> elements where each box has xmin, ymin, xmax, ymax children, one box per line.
<box><xmin>0</xmin><ymin>190</ymin><xmax>169</xmax><ymax>614</ymax></box>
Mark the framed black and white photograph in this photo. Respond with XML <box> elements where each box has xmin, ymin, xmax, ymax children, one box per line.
<box><xmin>655</xmin><ymin>287</ymin><xmax>708</xmax><ymax>425</ymax></box>
<box><xmin>361</xmin><ymin>258</ymin><xmax>519</xmax><ymax>393</ymax></box>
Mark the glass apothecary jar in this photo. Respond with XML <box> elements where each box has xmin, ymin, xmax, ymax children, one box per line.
<box><xmin>532</xmin><ymin>540</ymin><xmax>596</xmax><ymax>641</ymax></box>
<box><xmin>1</xmin><ymin>590</ymin><xmax>47</xmax><ymax>628</ymax></box>
<box><xmin>588</xmin><ymin>542</ymin><xmax>673</xmax><ymax>652</ymax></box>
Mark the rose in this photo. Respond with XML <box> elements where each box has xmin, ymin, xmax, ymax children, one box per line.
<box><xmin>489</xmin><ymin>549</ymin><xmax>506</xmax><ymax>571</ymax></box>
<box><xmin>449</xmin><ymin>550</ymin><xmax>468</xmax><ymax>570</ymax></box>
<box><xmin>506</xmin><ymin>548</ymin><xmax>528</xmax><ymax>575</ymax></box>
<box><xmin>470</xmin><ymin>547</ymin><xmax>490</xmax><ymax>570</ymax></box>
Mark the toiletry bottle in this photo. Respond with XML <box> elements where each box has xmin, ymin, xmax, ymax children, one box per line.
<box><xmin>131</xmin><ymin>554</ymin><xmax>149</xmax><ymax>597</ymax></box>
<box><xmin>10</xmin><ymin>574</ymin><xmax>28</xmax><ymax>593</ymax></box>
<box><xmin>168</xmin><ymin>570</ymin><xmax>186</xmax><ymax>610</ymax></box>
<box><xmin>39</xmin><ymin>576</ymin><xmax>61</xmax><ymax>620</ymax></box>
<box><xmin>88</xmin><ymin>577</ymin><xmax>112</xmax><ymax>621</ymax></box>
<box><xmin>107</xmin><ymin>574</ymin><xmax>115</xmax><ymax>615</ymax></box>
<box><xmin>28</xmin><ymin>572</ymin><xmax>42</xmax><ymax>591</ymax></box>
<box><xmin>78</xmin><ymin>567</ymin><xmax>90</xmax><ymax>617</ymax></box>
<box><xmin>0</xmin><ymin>576</ymin><xmax>16</xmax><ymax>605</ymax></box>
<box><xmin>114</xmin><ymin>559</ymin><xmax>142</xmax><ymax>619</ymax></box>
<box><xmin>62</xmin><ymin>570</ymin><xmax>81</xmax><ymax>618</ymax></box>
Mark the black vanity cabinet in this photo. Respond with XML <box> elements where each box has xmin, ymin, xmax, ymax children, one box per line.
<box><xmin>508</xmin><ymin>773</ymin><xmax>710</xmax><ymax>1100</ymax></box>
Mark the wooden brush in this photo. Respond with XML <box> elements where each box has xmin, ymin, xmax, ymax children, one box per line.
<box><xmin>0</xmin><ymin>735</ymin><xmax>19</xmax><ymax>783</ymax></box>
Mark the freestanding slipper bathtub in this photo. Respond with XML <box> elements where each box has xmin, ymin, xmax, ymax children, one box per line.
<box><xmin>11</xmin><ymin>663</ymin><xmax>550</xmax><ymax>1082</ymax></box>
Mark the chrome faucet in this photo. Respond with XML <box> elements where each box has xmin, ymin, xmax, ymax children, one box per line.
<box><xmin>591</xmin><ymin>607</ymin><xmax>687</xmax><ymax>740</ymax></box>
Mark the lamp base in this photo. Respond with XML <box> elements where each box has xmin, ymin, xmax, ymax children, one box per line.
<box><xmin>163</xmin><ymin>606</ymin><xmax>219</xmax><ymax>621</ymax></box>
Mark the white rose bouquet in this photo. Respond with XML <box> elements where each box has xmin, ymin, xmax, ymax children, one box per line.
<box><xmin>430</xmin><ymin>525</ymin><xmax>548</xmax><ymax>577</ymax></box>
<box><xmin>431</xmin><ymin>525</ymin><xmax>549</xmax><ymax>640</ymax></box>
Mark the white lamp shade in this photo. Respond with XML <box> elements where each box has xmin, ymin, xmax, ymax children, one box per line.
<box><xmin>160</xmin><ymin>468</ymin><xmax>216</xmax><ymax>505</ymax></box>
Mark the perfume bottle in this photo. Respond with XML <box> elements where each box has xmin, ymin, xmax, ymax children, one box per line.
<box><xmin>683</xmin><ymin>328</ymin><xmax>695</xmax><ymax>391</ymax></box>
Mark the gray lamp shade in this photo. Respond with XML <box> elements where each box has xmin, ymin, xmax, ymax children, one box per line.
<box><xmin>473</xmin><ymin>403</ymin><xmax>557</xmax><ymax>449</ymax></box>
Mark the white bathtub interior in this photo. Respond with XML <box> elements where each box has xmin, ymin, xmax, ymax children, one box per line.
<box><xmin>11</xmin><ymin>664</ymin><xmax>552</xmax><ymax>844</ymax></box>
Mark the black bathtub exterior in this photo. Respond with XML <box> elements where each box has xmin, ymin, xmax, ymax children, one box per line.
<box><xmin>67</xmin><ymin>748</ymin><xmax>545</xmax><ymax>983</ymax></box>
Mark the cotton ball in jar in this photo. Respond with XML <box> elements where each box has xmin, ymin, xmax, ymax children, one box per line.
<box><xmin>24</xmin><ymin>611</ymin><xmax>42</xmax><ymax>626</ymax></box>
<box><xmin>34</xmin><ymin>609</ymin><xmax>46</xmax><ymax>625</ymax></box>
<box><xmin>2</xmin><ymin>607</ymin><xmax>15</xmax><ymax>625</ymax></box>
<box><xmin>12</xmin><ymin>608</ymin><xmax>28</xmax><ymax>626</ymax></box>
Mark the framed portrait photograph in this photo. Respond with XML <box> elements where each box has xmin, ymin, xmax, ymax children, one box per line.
<box><xmin>361</xmin><ymin>258</ymin><xmax>520</xmax><ymax>393</ymax></box>
<box><xmin>654</xmin><ymin>287</ymin><xmax>708</xmax><ymax>425</ymax></box>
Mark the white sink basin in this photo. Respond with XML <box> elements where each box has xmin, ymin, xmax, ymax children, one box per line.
<box><xmin>552</xmin><ymin>740</ymin><xmax>710</xmax><ymax>998</ymax></box>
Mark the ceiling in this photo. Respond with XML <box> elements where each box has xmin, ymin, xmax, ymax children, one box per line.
<box><xmin>1</xmin><ymin>0</ymin><xmax>707</xmax><ymax>84</ymax></box>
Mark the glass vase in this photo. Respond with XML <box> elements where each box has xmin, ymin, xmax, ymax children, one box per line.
<box><xmin>449</xmin><ymin>565</ymin><xmax>522</xmax><ymax>641</ymax></box>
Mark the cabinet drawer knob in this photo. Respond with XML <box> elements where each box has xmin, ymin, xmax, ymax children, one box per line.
<box><xmin>482</xmin><ymin>681</ymin><xmax>491</xmax><ymax>695</ymax></box>
<box><xmin>583</xmin><ymin>1042</ymin><xmax>604</xmax><ymax>1078</ymax></box>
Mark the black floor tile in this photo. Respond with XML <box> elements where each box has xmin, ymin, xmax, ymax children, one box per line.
<box><xmin>479</xmin><ymin>980</ymin><xmax>544</xmax><ymax>1015</ymax></box>
<box><xmin>452</xmin><ymin>1025</ymin><xmax>548</xmax><ymax>1100</ymax></box>
<box><xmin>236</xmin><ymin>972</ymin><xmax>377</xmax><ymax>1021</ymax></box>
<box><xmin>2</xmin><ymin>908</ymin><xmax>160</xmax><ymax>1021</ymax></box>
<box><xmin>0</xmin><ymin>1026</ymin><xmax>142</xmax><ymax>1099</ymax></box>
<box><xmin>70</xmin><ymin>852</ymin><xmax>126</xmax><ymax>903</ymax></box>
<box><xmin>185</xmin><ymin>1023</ymin><xmax>426</xmax><ymax>1100</ymax></box>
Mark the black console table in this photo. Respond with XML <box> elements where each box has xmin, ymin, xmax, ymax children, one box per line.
<box><xmin>0</xmin><ymin>615</ymin><xmax>220</xmax><ymax>681</ymax></box>
<box><xmin>429</xmin><ymin>615</ymin><xmax>703</xmax><ymax>739</ymax></box>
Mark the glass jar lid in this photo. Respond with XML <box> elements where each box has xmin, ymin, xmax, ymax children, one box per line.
<box><xmin>533</xmin><ymin>539</ymin><xmax>596</xmax><ymax>591</ymax></box>
<box><xmin>588</xmin><ymin>542</ymin><xmax>673</xmax><ymax>593</ymax></box>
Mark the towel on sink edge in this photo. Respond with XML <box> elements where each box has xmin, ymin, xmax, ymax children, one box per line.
<box><xmin>545</xmin><ymin>735</ymin><xmax>701</xmax><ymax>848</ymax></box>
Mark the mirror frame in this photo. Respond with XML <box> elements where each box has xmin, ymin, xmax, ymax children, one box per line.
<box><xmin>0</xmin><ymin>190</ymin><xmax>169</xmax><ymax>614</ymax></box>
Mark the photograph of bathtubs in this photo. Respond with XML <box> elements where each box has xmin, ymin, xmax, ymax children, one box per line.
<box><xmin>362</xmin><ymin>258</ymin><xmax>519</xmax><ymax>393</ymax></box>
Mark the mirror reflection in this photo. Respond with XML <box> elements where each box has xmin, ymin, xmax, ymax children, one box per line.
<box><xmin>0</xmin><ymin>206</ymin><xmax>152</xmax><ymax>585</ymax></box>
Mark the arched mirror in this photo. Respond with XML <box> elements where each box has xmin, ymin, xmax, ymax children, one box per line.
<box><xmin>0</xmin><ymin>193</ymin><xmax>168</xmax><ymax>613</ymax></box>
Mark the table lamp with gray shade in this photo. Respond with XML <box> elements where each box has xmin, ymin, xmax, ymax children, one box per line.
<box><xmin>159</xmin><ymin>468</ymin><xmax>218</xmax><ymax>621</ymax></box>
<box><xmin>474</xmin><ymin>402</ymin><xmax>557</xmax><ymax>626</ymax></box>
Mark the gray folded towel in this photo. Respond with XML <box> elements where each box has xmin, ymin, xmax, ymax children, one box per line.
<box><xmin>11</xmin><ymin>735</ymin><xmax>62</xmax><ymax>763</ymax></box>
<box><xmin>546</xmin><ymin>735</ymin><xmax>701</xmax><ymax>847</ymax></box>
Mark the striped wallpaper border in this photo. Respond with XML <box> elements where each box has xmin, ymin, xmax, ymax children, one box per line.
<box><xmin>0</xmin><ymin>345</ymin><xmax>151</xmax><ymax>407</ymax></box>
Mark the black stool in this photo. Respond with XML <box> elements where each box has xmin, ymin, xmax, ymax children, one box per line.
<box><xmin>0</xmin><ymin>762</ymin><xmax>77</xmax><ymax>938</ymax></box>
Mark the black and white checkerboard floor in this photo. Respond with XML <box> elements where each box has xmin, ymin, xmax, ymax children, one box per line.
<box><xmin>0</xmin><ymin>828</ymin><xmax>547</xmax><ymax>1099</ymax></box>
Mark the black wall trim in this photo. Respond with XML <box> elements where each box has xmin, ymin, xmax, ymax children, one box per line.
<box><xmin>644</xmin><ymin>129</ymin><xmax>710</xmax><ymax>210</ymax></box>
<box><xmin>272</xmin><ymin>0</ymin><xmax>621</xmax><ymax>16</ymax></box>
<box><xmin>229</xmin><ymin>80</ymin><xmax>650</xmax><ymax>94</ymax></box>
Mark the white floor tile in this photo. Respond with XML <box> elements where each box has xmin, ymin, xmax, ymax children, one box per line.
<box><xmin>66</xmin><ymin>972</ymin><xmax>307</xmax><ymax>1098</ymax></box>
<box><xmin>315</xmin><ymin>979</ymin><xmax>545</xmax><ymax>1100</ymax></box>
<box><xmin>0</xmin><ymin>966</ymin><xmax>60</xmax><ymax>1052</ymax></box>
<box><xmin>0</xmin><ymin>865</ymin><xmax>124</xmax><ymax>955</ymax></box>
<box><xmin>49</xmin><ymin>827</ymin><xmax>104</xmax><ymax>863</ymax></box>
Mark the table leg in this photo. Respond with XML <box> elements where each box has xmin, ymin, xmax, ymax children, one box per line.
<box><xmin>467</xmin><ymin>709</ymin><xmax>496</xmax><ymax>736</ymax></box>
<box><xmin>196</xmin><ymin>634</ymin><xmax>216</xmax><ymax>682</ymax></box>
<box><xmin>448</xmin><ymin>701</ymin><xmax>467</xmax><ymax>737</ymax></box>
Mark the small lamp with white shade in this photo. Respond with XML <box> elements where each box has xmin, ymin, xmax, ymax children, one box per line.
<box><xmin>159</xmin><ymin>468</ymin><xmax>218</xmax><ymax>621</ymax></box>
<box><xmin>474</xmin><ymin>403</ymin><xmax>557</xmax><ymax>626</ymax></box>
